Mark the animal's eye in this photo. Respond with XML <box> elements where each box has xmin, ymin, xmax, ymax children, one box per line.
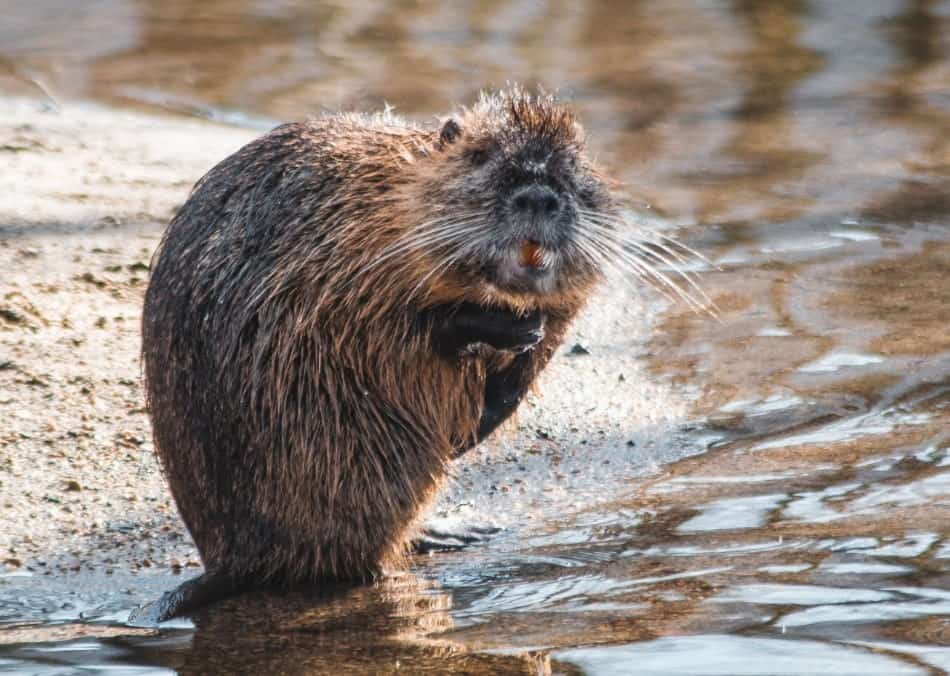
<box><xmin>467</xmin><ymin>149</ymin><xmax>490</xmax><ymax>166</ymax></box>
<box><xmin>440</xmin><ymin>118</ymin><xmax>462</xmax><ymax>145</ymax></box>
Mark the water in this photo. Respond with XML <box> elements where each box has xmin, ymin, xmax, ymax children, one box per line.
<box><xmin>1</xmin><ymin>1</ymin><xmax>948</xmax><ymax>674</ymax></box>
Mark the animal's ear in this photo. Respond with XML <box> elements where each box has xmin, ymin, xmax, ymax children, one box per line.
<box><xmin>439</xmin><ymin>118</ymin><xmax>462</xmax><ymax>145</ymax></box>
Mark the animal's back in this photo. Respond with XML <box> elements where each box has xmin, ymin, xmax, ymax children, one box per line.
<box><xmin>143</xmin><ymin>119</ymin><xmax>483</xmax><ymax>587</ymax></box>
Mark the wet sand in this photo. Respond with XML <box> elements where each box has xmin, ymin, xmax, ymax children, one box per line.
<box><xmin>0</xmin><ymin>98</ymin><xmax>253</xmax><ymax>577</ymax></box>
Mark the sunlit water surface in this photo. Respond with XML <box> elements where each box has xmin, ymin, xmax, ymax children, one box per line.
<box><xmin>1</xmin><ymin>1</ymin><xmax>948</xmax><ymax>674</ymax></box>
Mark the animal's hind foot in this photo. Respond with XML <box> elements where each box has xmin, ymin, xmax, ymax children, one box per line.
<box><xmin>127</xmin><ymin>572</ymin><xmax>248</xmax><ymax>626</ymax></box>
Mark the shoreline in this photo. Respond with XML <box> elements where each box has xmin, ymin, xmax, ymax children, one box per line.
<box><xmin>1</xmin><ymin>97</ymin><xmax>256</xmax><ymax>578</ymax></box>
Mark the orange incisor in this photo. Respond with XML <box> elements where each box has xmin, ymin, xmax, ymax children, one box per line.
<box><xmin>519</xmin><ymin>241</ymin><xmax>545</xmax><ymax>269</ymax></box>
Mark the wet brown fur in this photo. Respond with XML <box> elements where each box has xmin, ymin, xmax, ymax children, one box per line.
<box><xmin>142</xmin><ymin>89</ymin><xmax>613</xmax><ymax>597</ymax></box>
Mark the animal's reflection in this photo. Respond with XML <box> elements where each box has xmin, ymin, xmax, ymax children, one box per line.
<box><xmin>136</xmin><ymin>574</ymin><xmax>550</xmax><ymax>675</ymax></box>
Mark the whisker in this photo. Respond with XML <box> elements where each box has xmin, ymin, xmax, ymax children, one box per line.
<box><xmin>654</xmin><ymin>232</ymin><xmax>722</xmax><ymax>272</ymax></box>
<box><xmin>619</xmin><ymin>238</ymin><xmax>719</xmax><ymax>316</ymax></box>
<box><xmin>585</xmin><ymin>217</ymin><xmax>707</xmax><ymax>289</ymax></box>
<box><xmin>358</xmin><ymin>218</ymin><xmax>484</xmax><ymax>275</ymax></box>
<box><xmin>313</xmin><ymin>213</ymin><xmax>483</xmax><ymax>267</ymax></box>
<box><xmin>582</xmin><ymin>223</ymin><xmax>712</xmax><ymax>315</ymax></box>
<box><xmin>605</xmin><ymin>239</ymin><xmax>711</xmax><ymax>315</ymax></box>
<box><xmin>317</xmin><ymin>223</ymin><xmax>476</xmax><ymax>305</ymax></box>
<box><xmin>573</xmin><ymin>236</ymin><xmax>672</xmax><ymax>304</ymax></box>
<box><xmin>581</xmin><ymin>232</ymin><xmax>684</xmax><ymax>308</ymax></box>
<box><xmin>579</xmin><ymin>208</ymin><xmax>721</xmax><ymax>272</ymax></box>
<box><xmin>405</xmin><ymin>237</ymin><xmax>486</xmax><ymax>303</ymax></box>
<box><xmin>578</xmin><ymin>212</ymin><xmax>719</xmax><ymax>317</ymax></box>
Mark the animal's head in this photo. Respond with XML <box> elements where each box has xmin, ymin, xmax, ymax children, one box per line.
<box><xmin>405</xmin><ymin>88</ymin><xmax>617</xmax><ymax>311</ymax></box>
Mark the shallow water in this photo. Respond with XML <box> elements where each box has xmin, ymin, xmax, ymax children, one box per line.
<box><xmin>2</xmin><ymin>1</ymin><xmax>949</xmax><ymax>674</ymax></box>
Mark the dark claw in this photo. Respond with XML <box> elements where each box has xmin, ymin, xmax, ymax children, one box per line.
<box><xmin>509</xmin><ymin>326</ymin><xmax>544</xmax><ymax>353</ymax></box>
<box><xmin>432</xmin><ymin>303</ymin><xmax>545</xmax><ymax>356</ymax></box>
<box><xmin>480</xmin><ymin>309</ymin><xmax>544</xmax><ymax>353</ymax></box>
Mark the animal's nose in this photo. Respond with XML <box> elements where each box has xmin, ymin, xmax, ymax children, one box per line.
<box><xmin>510</xmin><ymin>185</ymin><xmax>561</xmax><ymax>220</ymax></box>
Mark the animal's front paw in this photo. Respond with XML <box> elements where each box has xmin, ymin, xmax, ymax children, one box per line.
<box><xmin>454</xmin><ymin>304</ymin><xmax>545</xmax><ymax>353</ymax></box>
<box><xmin>472</xmin><ymin>310</ymin><xmax>544</xmax><ymax>352</ymax></box>
<box><xmin>430</xmin><ymin>302</ymin><xmax>545</xmax><ymax>357</ymax></box>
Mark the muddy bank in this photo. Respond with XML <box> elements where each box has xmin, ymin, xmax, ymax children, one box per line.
<box><xmin>0</xmin><ymin>98</ymin><xmax>255</xmax><ymax>578</ymax></box>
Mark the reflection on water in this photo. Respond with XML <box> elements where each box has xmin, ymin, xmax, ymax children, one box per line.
<box><xmin>1</xmin><ymin>0</ymin><xmax>948</xmax><ymax>673</ymax></box>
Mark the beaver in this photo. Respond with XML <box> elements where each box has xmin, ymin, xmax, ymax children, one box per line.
<box><xmin>138</xmin><ymin>88</ymin><xmax>619</xmax><ymax>621</ymax></box>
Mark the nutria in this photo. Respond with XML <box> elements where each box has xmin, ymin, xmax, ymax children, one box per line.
<box><xmin>138</xmin><ymin>88</ymin><xmax>620</xmax><ymax>622</ymax></box>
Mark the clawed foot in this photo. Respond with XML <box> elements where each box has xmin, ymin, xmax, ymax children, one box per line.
<box><xmin>432</xmin><ymin>303</ymin><xmax>545</xmax><ymax>357</ymax></box>
<box><xmin>412</xmin><ymin>523</ymin><xmax>502</xmax><ymax>554</ymax></box>
<box><xmin>466</xmin><ymin>307</ymin><xmax>544</xmax><ymax>353</ymax></box>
